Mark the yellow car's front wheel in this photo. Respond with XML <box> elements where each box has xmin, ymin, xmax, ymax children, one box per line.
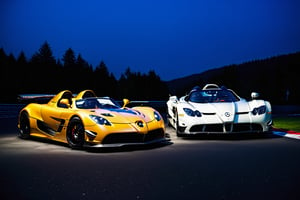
<box><xmin>67</xmin><ymin>116</ymin><xmax>85</xmax><ymax>149</ymax></box>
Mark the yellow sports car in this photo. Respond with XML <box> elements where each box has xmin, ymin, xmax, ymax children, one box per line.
<box><xmin>18</xmin><ymin>90</ymin><xmax>167</xmax><ymax>148</ymax></box>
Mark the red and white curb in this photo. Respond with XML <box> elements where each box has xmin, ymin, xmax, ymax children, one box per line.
<box><xmin>272</xmin><ymin>128</ymin><xmax>300</xmax><ymax>140</ymax></box>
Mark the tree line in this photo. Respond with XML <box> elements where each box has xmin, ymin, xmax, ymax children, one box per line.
<box><xmin>167</xmin><ymin>52</ymin><xmax>300</xmax><ymax>105</ymax></box>
<box><xmin>1</xmin><ymin>41</ymin><xmax>299</xmax><ymax>105</ymax></box>
<box><xmin>0</xmin><ymin>41</ymin><xmax>169</xmax><ymax>102</ymax></box>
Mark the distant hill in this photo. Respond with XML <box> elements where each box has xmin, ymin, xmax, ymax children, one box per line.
<box><xmin>165</xmin><ymin>52</ymin><xmax>300</xmax><ymax>104</ymax></box>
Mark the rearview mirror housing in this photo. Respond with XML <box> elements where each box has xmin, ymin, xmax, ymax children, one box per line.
<box><xmin>169</xmin><ymin>96</ymin><xmax>178</xmax><ymax>103</ymax></box>
<box><xmin>122</xmin><ymin>99</ymin><xmax>130</xmax><ymax>108</ymax></box>
<box><xmin>251</xmin><ymin>92</ymin><xmax>260</xmax><ymax>99</ymax></box>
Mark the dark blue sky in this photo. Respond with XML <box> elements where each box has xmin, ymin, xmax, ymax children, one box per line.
<box><xmin>1</xmin><ymin>0</ymin><xmax>300</xmax><ymax>81</ymax></box>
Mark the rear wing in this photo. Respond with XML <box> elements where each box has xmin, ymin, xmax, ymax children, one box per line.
<box><xmin>17</xmin><ymin>94</ymin><xmax>56</xmax><ymax>103</ymax></box>
<box><xmin>18</xmin><ymin>90</ymin><xmax>97</xmax><ymax>104</ymax></box>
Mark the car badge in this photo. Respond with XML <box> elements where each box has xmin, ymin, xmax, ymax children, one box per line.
<box><xmin>224</xmin><ymin>112</ymin><xmax>231</xmax><ymax>117</ymax></box>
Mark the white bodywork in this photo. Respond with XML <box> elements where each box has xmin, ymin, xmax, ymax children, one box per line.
<box><xmin>167</xmin><ymin>84</ymin><xmax>272</xmax><ymax>136</ymax></box>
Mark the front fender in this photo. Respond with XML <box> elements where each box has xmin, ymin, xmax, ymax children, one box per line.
<box><xmin>133</xmin><ymin>106</ymin><xmax>161</xmax><ymax>122</ymax></box>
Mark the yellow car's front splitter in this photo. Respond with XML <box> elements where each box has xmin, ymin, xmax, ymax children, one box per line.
<box><xmin>83</xmin><ymin>137</ymin><xmax>171</xmax><ymax>148</ymax></box>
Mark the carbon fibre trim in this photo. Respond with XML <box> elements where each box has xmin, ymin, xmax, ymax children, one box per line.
<box><xmin>50</xmin><ymin>117</ymin><xmax>66</xmax><ymax>132</ymax></box>
<box><xmin>37</xmin><ymin>120</ymin><xmax>56</xmax><ymax>136</ymax></box>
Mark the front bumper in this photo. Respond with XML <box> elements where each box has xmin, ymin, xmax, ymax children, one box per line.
<box><xmin>177</xmin><ymin>122</ymin><xmax>272</xmax><ymax>136</ymax></box>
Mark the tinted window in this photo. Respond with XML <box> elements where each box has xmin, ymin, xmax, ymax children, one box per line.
<box><xmin>189</xmin><ymin>90</ymin><xmax>239</xmax><ymax>103</ymax></box>
<box><xmin>76</xmin><ymin>98</ymin><xmax>120</xmax><ymax>109</ymax></box>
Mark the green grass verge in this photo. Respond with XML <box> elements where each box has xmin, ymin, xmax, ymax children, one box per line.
<box><xmin>273</xmin><ymin>115</ymin><xmax>300</xmax><ymax>132</ymax></box>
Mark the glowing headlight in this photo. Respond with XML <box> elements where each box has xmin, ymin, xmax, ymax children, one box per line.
<box><xmin>154</xmin><ymin>111</ymin><xmax>162</xmax><ymax>121</ymax></box>
<box><xmin>90</xmin><ymin>115</ymin><xmax>111</xmax><ymax>126</ymax></box>
<box><xmin>183</xmin><ymin>108</ymin><xmax>201</xmax><ymax>117</ymax></box>
<box><xmin>252</xmin><ymin>105</ymin><xmax>267</xmax><ymax>115</ymax></box>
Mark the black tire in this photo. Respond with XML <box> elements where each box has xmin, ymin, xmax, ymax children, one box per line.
<box><xmin>175</xmin><ymin>113</ymin><xmax>182</xmax><ymax>137</ymax></box>
<box><xmin>66</xmin><ymin>116</ymin><xmax>85</xmax><ymax>149</ymax></box>
<box><xmin>166</xmin><ymin>109</ymin><xmax>172</xmax><ymax>127</ymax></box>
<box><xmin>19</xmin><ymin>112</ymin><xmax>31</xmax><ymax>139</ymax></box>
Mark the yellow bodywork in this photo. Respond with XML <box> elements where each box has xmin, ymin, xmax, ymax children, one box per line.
<box><xmin>18</xmin><ymin>90</ymin><xmax>166</xmax><ymax>148</ymax></box>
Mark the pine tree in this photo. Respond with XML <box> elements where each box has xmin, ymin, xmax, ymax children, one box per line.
<box><xmin>94</xmin><ymin>61</ymin><xmax>117</xmax><ymax>96</ymax></box>
<box><xmin>62</xmin><ymin>48</ymin><xmax>77</xmax><ymax>91</ymax></box>
<box><xmin>29</xmin><ymin>41</ymin><xmax>57</xmax><ymax>92</ymax></box>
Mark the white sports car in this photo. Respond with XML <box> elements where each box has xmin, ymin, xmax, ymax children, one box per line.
<box><xmin>167</xmin><ymin>84</ymin><xmax>272</xmax><ymax>136</ymax></box>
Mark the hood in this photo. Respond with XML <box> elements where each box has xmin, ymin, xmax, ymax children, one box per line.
<box><xmin>189</xmin><ymin>101</ymin><xmax>250</xmax><ymax>122</ymax></box>
<box><xmin>90</xmin><ymin>108</ymin><xmax>145</xmax><ymax>123</ymax></box>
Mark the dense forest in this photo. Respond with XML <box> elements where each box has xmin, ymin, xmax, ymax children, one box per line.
<box><xmin>0</xmin><ymin>41</ymin><xmax>169</xmax><ymax>102</ymax></box>
<box><xmin>1</xmin><ymin>41</ymin><xmax>299</xmax><ymax>105</ymax></box>
<box><xmin>167</xmin><ymin>52</ymin><xmax>300</xmax><ymax>105</ymax></box>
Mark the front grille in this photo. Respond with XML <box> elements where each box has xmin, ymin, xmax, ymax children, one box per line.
<box><xmin>190</xmin><ymin>125</ymin><xmax>204</xmax><ymax>132</ymax></box>
<box><xmin>204</xmin><ymin>124</ymin><xmax>224</xmax><ymax>132</ymax></box>
<box><xmin>232</xmin><ymin>123</ymin><xmax>250</xmax><ymax>132</ymax></box>
<box><xmin>144</xmin><ymin>128</ymin><xmax>165</xmax><ymax>141</ymax></box>
<box><xmin>190</xmin><ymin>123</ymin><xmax>263</xmax><ymax>133</ymax></box>
<box><xmin>102</xmin><ymin>133</ymin><xmax>144</xmax><ymax>144</ymax></box>
<box><xmin>190</xmin><ymin>124</ymin><xmax>223</xmax><ymax>132</ymax></box>
<box><xmin>102</xmin><ymin>128</ymin><xmax>165</xmax><ymax>144</ymax></box>
<box><xmin>232</xmin><ymin>123</ymin><xmax>263</xmax><ymax>132</ymax></box>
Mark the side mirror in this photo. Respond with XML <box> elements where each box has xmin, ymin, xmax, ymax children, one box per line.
<box><xmin>59</xmin><ymin>98</ymin><xmax>71</xmax><ymax>108</ymax></box>
<box><xmin>122</xmin><ymin>98</ymin><xmax>130</xmax><ymax>108</ymax></box>
<box><xmin>169</xmin><ymin>96</ymin><xmax>178</xmax><ymax>103</ymax></box>
<box><xmin>251</xmin><ymin>92</ymin><xmax>260</xmax><ymax>99</ymax></box>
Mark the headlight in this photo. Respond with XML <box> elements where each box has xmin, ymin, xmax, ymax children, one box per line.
<box><xmin>154</xmin><ymin>111</ymin><xmax>162</xmax><ymax>121</ymax></box>
<box><xmin>183</xmin><ymin>108</ymin><xmax>194</xmax><ymax>116</ymax></box>
<box><xmin>252</xmin><ymin>105</ymin><xmax>266</xmax><ymax>115</ymax></box>
<box><xmin>90</xmin><ymin>115</ymin><xmax>111</xmax><ymax>126</ymax></box>
<box><xmin>183</xmin><ymin>108</ymin><xmax>201</xmax><ymax>117</ymax></box>
<box><xmin>135</xmin><ymin>120</ymin><xmax>144</xmax><ymax>127</ymax></box>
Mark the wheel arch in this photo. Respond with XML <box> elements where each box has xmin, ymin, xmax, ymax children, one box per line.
<box><xmin>18</xmin><ymin>109</ymin><xmax>32</xmax><ymax>139</ymax></box>
<box><xmin>19</xmin><ymin>104</ymin><xmax>44</xmax><ymax>122</ymax></box>
<box><xmin>18</xmin><ymin>109</ymin><xmax>29</xmax><ymax>127</ymax></box>
<box><xmin>67</xmin><ymin>114</ymin><xmax>84</xmax><ymax>127</ymax></box>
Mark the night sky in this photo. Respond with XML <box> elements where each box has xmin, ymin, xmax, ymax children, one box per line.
<box><xmin>1</xmin><ymin>0</ymin><xmax>300</xmax><ymax>81</ymax></box>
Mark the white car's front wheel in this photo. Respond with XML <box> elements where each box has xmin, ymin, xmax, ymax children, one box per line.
<box><xmin>176</xmin><ymin>113</ymin><xmax>184</xmax><ymax>137</ymax></box>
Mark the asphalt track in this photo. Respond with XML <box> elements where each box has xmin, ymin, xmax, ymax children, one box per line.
<box><xmin>1</xmin><ymin>106</ymin><xmax>300</xmax><ymax>200</ymax></box>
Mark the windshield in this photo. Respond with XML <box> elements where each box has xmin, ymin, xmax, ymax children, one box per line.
<box><xmin>188</xmin><ymin>89</ymin><xmax>240</xmax><ymax>103</ymax></box>
<box><xmin>75</xmin><ymin>97</ymin><xmax>120</xmax><ymax>109</ymax></box>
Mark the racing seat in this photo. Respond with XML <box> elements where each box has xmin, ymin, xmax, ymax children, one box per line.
<box><xmin>58</xmin><ymin>98</ymin><xmax>72</xmax><ymax>108</ymax></box>
<box><xmin>57</xmin><ymin>91</ymin><xmax>73</xmax><ymax>108</ymax></box>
